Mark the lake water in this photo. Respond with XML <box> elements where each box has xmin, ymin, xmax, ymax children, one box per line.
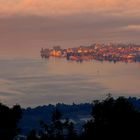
<box><xmin>0</xmin><ymin>57</ymin><xmax>140</xmax><ymax>107</ymax></box>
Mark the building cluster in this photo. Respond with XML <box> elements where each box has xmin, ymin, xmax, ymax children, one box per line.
<box><xmin>40</xmin><ymin>43</ymin><xmax>140</xmax><ymax>63</ymax></box>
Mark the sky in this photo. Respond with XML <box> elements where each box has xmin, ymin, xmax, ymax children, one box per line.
<box><xmin>0</xmin><ymin>0</ymin><xmax>140</xmax><ymax>58</ymax></box>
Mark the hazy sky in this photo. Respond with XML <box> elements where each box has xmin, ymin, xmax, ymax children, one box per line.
<box><xmin>0</xmin><ymin>0</ymin><xmax>140</xmax><ymax>58</ymax></box>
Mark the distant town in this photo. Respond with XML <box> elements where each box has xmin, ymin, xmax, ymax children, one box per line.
<box><xmin>40</xmin><ymin>43</ymin><xmax>140</xmax><ymax>63</ymax></box>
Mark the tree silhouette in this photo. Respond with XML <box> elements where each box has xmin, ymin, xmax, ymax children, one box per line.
<box><xmin>0</xmin><ymin>103</ymin><xmax>22</xmax><ymax>140</ymax></box>
<box><xmin>84</xmin><ymin>96</ymin><xmax>140</xmax><ymax>140</ymax></box>
<box><xmin>29</xmin><ymin>108</ymin><xmax>78</xmax><ymax>140</ymax></box>
<box><xmin>51</xmin><ymin>109</ymin><xmax>64</xmax><ymax>139</ymax></box>
<box><xmin>62</xmin><ymin>118</ymin><xmax>77</xmax><ymax>140</ymax></box>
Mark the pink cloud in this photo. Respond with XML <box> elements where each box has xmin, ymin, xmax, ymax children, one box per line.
<box><xmin>0</xmin><ymin>0</ymin><xmax>140</xmax><ymax>16</ymax></box>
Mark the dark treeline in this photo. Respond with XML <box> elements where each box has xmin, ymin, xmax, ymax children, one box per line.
<box><xmin>1</xmin><ymin>96</ymin><xmax>140</xmax><ymax>140</ymax></box>
<box><xmin>26</xmin><ymin>96</ymin><xmax>140</xmax><ymax>140</ymax></box>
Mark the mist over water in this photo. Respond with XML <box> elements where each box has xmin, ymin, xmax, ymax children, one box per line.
<box><xmin>0</xmin><ymin>55</ymin><xmax>140</xmax><ymax>107</ymax></box>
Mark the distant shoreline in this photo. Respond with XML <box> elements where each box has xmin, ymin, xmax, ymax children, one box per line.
<box><xmin>41</xmin><ymin>44</ymin><xmax>140</xmax><ymax>63</ymax></box>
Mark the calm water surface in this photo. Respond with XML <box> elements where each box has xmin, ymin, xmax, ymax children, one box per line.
<box><xmin>0</xmin><ymin>57</ymin><xmax>140</xmax><ymax>107</ymax></box>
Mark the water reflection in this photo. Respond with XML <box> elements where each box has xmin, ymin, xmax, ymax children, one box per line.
<box><xmin>0</xmin><ymin>58</ymin><xmax>140</xmax><ymax>107</ymax></box>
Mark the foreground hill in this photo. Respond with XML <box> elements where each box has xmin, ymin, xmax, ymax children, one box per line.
<box><xmin>19</xmin><ymin>97</ymin><xmax>140</xmax><ymax>135</ymax></box>
<box><xmin>1</xmin><ymin>96</ymin><xmax>140</xmax><ymax>140</ymax></box>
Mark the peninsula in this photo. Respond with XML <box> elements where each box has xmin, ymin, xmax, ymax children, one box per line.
<box><xmin>41</xmin><ymin>43</ymin><xmax>140</xmax><ymax>63</ymax></box>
